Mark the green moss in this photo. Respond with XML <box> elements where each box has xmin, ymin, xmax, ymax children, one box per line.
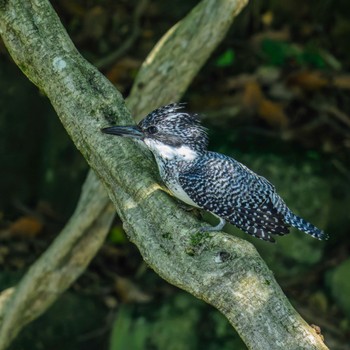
<box><xmin>184</xmin><ymin>231</ymin><xmax>210</xmax><ymax>256</ymax></box>
<box><xmin>190</xmin><ymin>231</ymin><xmax>209</xmax><ymax>246</ymax></box>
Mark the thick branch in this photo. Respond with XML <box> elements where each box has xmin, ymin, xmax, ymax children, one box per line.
<box><xmin>0</xmin><ymin>0</ymin><xmax>327</xmax><ymax>349</ymax></box>
<box><xmin>0</xmin><ymin>0</ymin><xmax>248</xmax><ymax>347</ymax></box>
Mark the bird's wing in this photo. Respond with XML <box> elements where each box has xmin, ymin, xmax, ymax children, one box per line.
<box><xmin>178</xmin><ymin>153</ymin><xmax>289</xmax><ymax>242</ymax></box>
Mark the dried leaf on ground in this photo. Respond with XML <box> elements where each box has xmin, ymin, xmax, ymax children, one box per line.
<box><xmin>114</xmin><ymin>276</ymin><xmax>152</xmax><ymax>304</ymax></box>
<box><xmin>242</xmin><ymin>81</ymin><xmax>289</xmax><ymax>128</ymax></box>
<box><xmin>287</xmin><ymin>70</ymin><xmax>329</xmax><ymax>91</ymax></box>
<box><xmin>8</xmin><ymin>216</ymin><xmax>43</xmax><ymax>238</ymax></box>
<box><xmin>333</xmin><ymin>75</ymin><xmax>350</xmax><ymax>90</ymax></box>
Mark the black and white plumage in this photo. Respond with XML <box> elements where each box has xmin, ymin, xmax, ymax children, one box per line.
<box><xmin>102</xmin><ymin>103</ymin><xmax>328</xmax><ymax>243</ymax></box>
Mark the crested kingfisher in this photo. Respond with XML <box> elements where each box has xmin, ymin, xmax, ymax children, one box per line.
<box><xmin>102</xmin><ymin>103</ymin><xmax>328</xmax><ymax>243</ymax></box>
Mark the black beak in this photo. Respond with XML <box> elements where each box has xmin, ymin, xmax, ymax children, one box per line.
<box><xmin>101</xmin><ymin>125</ymin><xmax>143</xmax><ymax>139</ymax></box>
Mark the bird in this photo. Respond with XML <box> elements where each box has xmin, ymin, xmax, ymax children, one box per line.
<box><xmin>101</xmin><ymin>103</ymin><xmax>328</xmax><ymax>243</ymax></box>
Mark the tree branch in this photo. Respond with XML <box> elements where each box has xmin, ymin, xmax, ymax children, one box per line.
<box><xmin>0</xmin><ymin>0</ymin><xmax>248</xmax><ymax>347</ymax></box>
<box><xmin>0</xmin><ymin>0</ymin><xmax>328</xmax><ymax>349</ymax></box>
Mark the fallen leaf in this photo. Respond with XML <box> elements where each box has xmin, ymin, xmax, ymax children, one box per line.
<box><xmin>287</xmin><ymin>70</ymin><xmax>329</xmax><ymax>90</ymax></box>
<box><xmin>242</xmin><ymin>81</ymin><xmax>263</xmax><ymax>110</ymax></box>
<box><xmin>333</xmin><ymin>75</ymin><xmax>350</xmax><ymax>90</ymax></box>
<box><xmin>258</xmin><ymin>98</ymin><xmax>289</xmax><ymax>128</ymax></box>
<box><xmin>225</xmin><ymin>74</ymin><xmax>255</xmax><ymax>90</ymax></box>
<box><xmin>261</xmin><ymin>11</ymin><xmax>274</xmax><ymax>27</ymax></box>
<box><xmin>114</xmin><ymin>276</ymin><xmax>152</xmax><ymax>303</ymax></box>
<box><xmin>242</xmin><ymin>81</ymin><xmax>289</xmax><ymax>128</ymax></box>
<box><xmin>9</xmin><ymin>216</ymin><xmax>43</xmax><ymax>238</ymax></box>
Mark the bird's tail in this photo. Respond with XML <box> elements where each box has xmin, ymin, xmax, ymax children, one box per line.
<box><xmin>283</xmin><ymin>212</ymin><xmax>328</xmax><ymax>240</ymax></box>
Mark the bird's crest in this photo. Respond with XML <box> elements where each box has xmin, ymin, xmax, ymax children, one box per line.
<box><xmin>139</xmin><ymin>103</ymin><xmax>209</xmax><ymax>151</ymax></box>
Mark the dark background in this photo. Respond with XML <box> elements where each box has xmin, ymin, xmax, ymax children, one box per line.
<box><xmin>1</xmin><ymin>0</ymin><xmax>350</xmax><ymax>349</ymax></box>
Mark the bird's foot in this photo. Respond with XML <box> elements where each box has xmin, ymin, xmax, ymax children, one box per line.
<box><xmin>199</xmin><ymin>217</ymin><xmax>226</xmax><ymax>233</ymax></box>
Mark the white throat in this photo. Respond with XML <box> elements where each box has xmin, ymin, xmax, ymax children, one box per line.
<box><xmin>144</xmin><ymin>138</ymin><xmax>198</xmax><ymax>161</ymax></box>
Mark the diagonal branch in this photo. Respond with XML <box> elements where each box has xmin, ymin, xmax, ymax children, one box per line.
<box><xmin>0</xmin><ymin>0</ymin><xmax>248</xmax><ymax>347</ymax></box>
<box><xmin>0</xmin><ymin>0</ymin><xmax>328</xmax><ymax>349</ymax></box>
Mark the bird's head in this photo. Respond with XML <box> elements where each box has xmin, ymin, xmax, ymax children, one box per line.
<box><xmin>102</xmin><ymin>103</ymin><xmax>208</xmax><ymax>161</ymax></box>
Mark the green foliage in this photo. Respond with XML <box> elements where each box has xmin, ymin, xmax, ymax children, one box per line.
<box><xmin>215</xmin><ymin>49</ymin><xmax>235</xmax><ymax>67</ymax></box>
<box><xmin>328</xmin><ymin>259</ymin><xmax>350</xmax><ymax>320</ymax></box>
<box><xmin>108</xmin><ymin>226</ymin><xmax>128</xmax><ymax>244</ymax></box>
<box><xmin>109</xmin><ymin>293</ymin><xmax>246</xmax><ymax>350</ymax></box>
<box><xmin>109</xmin><ymin>306</ymin><xmax>150</xmax><ymax>350</ymax></box>
<box><xmin>261</xmin><ymin>39</ymin><xmax>330</xmax><ymax>69</ymax></box>
<box><xmin>109</xmin><ymin>295</ymin><xmax>200</xmax><ymax>350</ymax></box>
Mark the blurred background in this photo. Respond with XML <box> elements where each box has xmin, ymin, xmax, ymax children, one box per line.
<box><xmin>1</xmin><ymin>0</ymin><xmax>350</xmax><ymax>349</ymax></box>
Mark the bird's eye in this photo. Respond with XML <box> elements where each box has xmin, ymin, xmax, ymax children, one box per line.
<box><xmin>147</xmin><ymin>126</ymin><xmax>158</xmax><ymax>134</ymax></box>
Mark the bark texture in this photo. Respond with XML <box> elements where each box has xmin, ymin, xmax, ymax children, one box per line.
<box><xmin>0</xmin><ymin>0</ymin><xmax>328</xmax><ymax>349</ymax></box>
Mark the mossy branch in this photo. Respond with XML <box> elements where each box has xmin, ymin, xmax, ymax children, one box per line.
<box><xmin>0</xmin><ymin>0</ymin><xmax>328</xmax><ymax>349</ymax></box>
